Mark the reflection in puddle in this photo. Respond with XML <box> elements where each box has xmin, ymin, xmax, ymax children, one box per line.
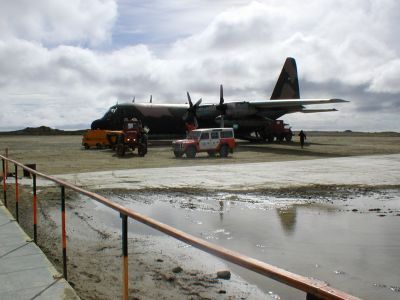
<box><xmin>276</xmin><ymin>206</ymin><xmax>297</xmax><ymax>235</ymax></box>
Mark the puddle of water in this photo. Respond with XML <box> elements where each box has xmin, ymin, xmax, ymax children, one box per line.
<box><xmin>76</xmin><ymin>190</ymin><xmax>400</xmax><ymax>300</ymax></box>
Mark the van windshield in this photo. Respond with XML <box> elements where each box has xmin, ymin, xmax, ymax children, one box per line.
<box><xmin>221</xmin><ymin>130</ymin><xmax>233</xmax><ymax>138</ymax></box>
<box><xmin>187</xmin><ymin>131</ymin><xmax>201</xmax><ymax>139</ymax></box>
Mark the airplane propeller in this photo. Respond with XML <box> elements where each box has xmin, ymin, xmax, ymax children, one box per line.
<box><xmin>183</xmin><ymin>91</ymin><xmax>202</xmax><ymax>129</ymax></box>
<box><xmin>216</xmin><ymin>84</ymin><xmax>228</xmax><ymax>127</ymax></box>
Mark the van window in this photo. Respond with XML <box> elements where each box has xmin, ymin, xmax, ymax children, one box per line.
<box><xmin>211</xmin><ymin>132</ymin><xmax>219</xmax><ymax>139</ymax></box>
<box><xmin>200</xmin><ymin>132</ymin><xmax>210</xmax><ymax>140</ymax></box>
<box><xmin>221</xmin><ymin>131</ymin><xmax>233</xmax><ymax>138</ymax></box>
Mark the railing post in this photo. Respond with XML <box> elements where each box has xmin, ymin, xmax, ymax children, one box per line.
<box><xmin>120</xmin><ymin>213</ymin><xmax>129</xmax><ymax>300</ymax></box>
<box><xmin>5</xmin><ymin>148</ymin><xmax>8</xmax><ymax>177</ymax></box>
<box><xmin>2</xmin><ymin>159</ymin><xmax>6</xmax><ymax>207</ymax></box>
<box><xmin>15</xmin><ymin>164</ymin><xmax>19</xmax><ymax>222</ymax></box>
<box><xmin>61</xmin><ymin>186</ymin><xmax>68</xmax><ymax>280</ymax></box>
<box><xmin>32</xmin><ymin>173</ymin><xmax>37</xmax><ymax>243</ymax></box>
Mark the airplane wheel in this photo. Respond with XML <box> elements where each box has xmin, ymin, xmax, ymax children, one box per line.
<box><xmin>186</xmin><ymin>146</ymin><xmax>196</xmax><ymax>158</ymax></box>
<box><xmin>285</xmin><ymin>135</ymin><xmax>292</xmax><ymax>142</ymax></box>
<box><xmin>219</xmin><ymin>145</ymin><xmax>229</xmax><ymax>158</ymax></box>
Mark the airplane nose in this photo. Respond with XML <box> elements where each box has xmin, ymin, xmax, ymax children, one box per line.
<box><xmin>91</xmin><ymin>119</ymin><xmax>105</xmax><ymax>130</ymax></box>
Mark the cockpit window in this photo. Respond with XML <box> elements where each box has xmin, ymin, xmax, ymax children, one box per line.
<box><xmin>103</xmin><ymin>106</ymin><xmax>118</xmax><ymax>119</ymax></box>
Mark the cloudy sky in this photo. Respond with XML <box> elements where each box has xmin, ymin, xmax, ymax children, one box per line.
<box><xmin>0</xmin><ymin>0</ymin><xmax>399</xmax><ymax>131</ymax></box>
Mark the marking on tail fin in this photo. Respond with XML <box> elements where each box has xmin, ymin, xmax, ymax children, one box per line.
<box><xmin>270</xmin><ymin>57</ymin><xmax>300</xmax><ymax>100</ymax></box>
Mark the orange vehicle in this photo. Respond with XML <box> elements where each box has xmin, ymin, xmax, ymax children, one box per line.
<box><xmin>82</xmin><ymin>130</ymin><xmax>113</xmax><ymax>149</ymax></box>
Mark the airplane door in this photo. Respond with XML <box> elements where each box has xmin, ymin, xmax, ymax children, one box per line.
<box><xmin>199</xmin><ymin>132</ymin><xmax>212</xmax><ymax>150</ymax></box>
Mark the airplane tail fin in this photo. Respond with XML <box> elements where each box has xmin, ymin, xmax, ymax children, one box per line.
<box><xmin>270</xmin><ymin>57</ymin><xmax>300</xmax><ymax>100</ymax></box>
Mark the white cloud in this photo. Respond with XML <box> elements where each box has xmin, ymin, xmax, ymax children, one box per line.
<box><xmin>0</xmin><ymin>0</ymin><xmax>117</xmax><ymax>46</ymax></box>
<box><xmin>0</xmin><ymin>0</ymin><xmax>399</xmax><ymax>131</ymax></box>
<box><xmin>167</xmin><ymin>0</ymin><xmax>400</xmax><ymax>92</ymax></box>
<box><xmin>368</xmin><ymin>59</ymin><xmax>400</xmax><ymax>93</ymax></box>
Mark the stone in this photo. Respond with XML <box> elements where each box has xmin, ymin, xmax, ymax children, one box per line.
<box><xmin>172</xmin><ymin>266</ymin><xmax>183</xmax><ymax>273</ymax></box>
<box><xmin>217</xmin><ymin>270</ymin><xmax>231</xmax><ymax>280</ymax></box>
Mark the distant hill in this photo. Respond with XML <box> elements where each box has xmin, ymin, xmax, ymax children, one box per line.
<box><xmin>0</xmin><ymin>126</ymin><xmax>87</xmax><ymax>135</ymax></box>
<box><xmin>1</xmin><ymin>126</ymin><xmax>399</xmax><ymax>137</ymax></box>
<box><xmin>303</xmin><ymin>130</ymin><xmax>400</xmax><ymax>137</ymax></box>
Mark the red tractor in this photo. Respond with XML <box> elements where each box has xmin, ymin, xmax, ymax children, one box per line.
<box><xmin>107</xmin><ymin>118</ymin><xmax>148</xmax><ymax>157</ymax></box>
<box><xmin>262</xmin><ymin>120</ymin><xmax>293</xmax><ymax>142</ymax></box>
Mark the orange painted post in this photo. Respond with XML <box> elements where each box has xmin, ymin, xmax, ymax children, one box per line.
<box><xmin>2</xmin><ymin>159</ymin><xmax>6</xmax><ymax>207</ymax></box>
<box><xmin>61</xmin><ymin>186</ymin><xmax>68</xmax><ymax>280</ymax></box>
<box><xmin>15</xmin><ymin>164</ymin><xmax>19</xmax><ymax>222</ymax></box>
<box><xmin>5</xmin><ymin>148</ymin><xmax>8</xmax><ymax>180</ymax></box>
<box><xmin>32</xmin><ymin>173</ymin><xmax>37</xmax><ymax>243</ymax></box>
<box><xmin>121</xmin><ymin>213</ymin><xmax>129</xmax><ymax>300</ymax></box>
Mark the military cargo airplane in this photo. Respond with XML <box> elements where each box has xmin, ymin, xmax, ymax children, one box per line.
<box><xmin>91</xmin><ymin>57</ymin><xmax>348</xmax><ymax>141</ymax></box>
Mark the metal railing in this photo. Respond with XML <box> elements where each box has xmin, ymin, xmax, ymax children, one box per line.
<box><xmin>0</xmin><ymin>153</ymin><xmax>360</xmax><ymax>300</ymax></box>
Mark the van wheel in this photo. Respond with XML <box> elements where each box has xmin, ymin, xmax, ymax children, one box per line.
<box><xmin>207</xmin><ymin>151</ymin><xmax>216</xmax><ymax>157</ymax></box>
<box><xmin>219</xmin><ymin>145</ymin><xmax>229</xmax><ymax>158</ymax></box>
<box><xmin>186</xmin><ymin>146</ymin><xmax>196</xmax><ymax>158</ymax></box>
<box><xmin>174</xmin><ymin>151</ymin><xmax>183</xmax><ymax>158</ymax></box>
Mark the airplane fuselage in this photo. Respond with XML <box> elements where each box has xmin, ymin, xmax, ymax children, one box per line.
<box><xmin>91</xmin><ymin>102</ymin><xmax>289</xmax><ymax>138</ymax></box>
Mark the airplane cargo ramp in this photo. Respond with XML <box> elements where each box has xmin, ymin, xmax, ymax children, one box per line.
<box><xmin>0</xmin><ymin>205</ymin><xmax>79</xmax><ymax>300</ymax></box>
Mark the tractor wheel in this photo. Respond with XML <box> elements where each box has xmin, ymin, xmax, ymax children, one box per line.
<box><xmin>285</xmin><ymin>134</ymin><xmax>292</xmax><ymax>142</ymax></box>
<box><xmin>138</xmin><ymin>145</ymin><xmax>147</xmax><ymax>157</ymax></box>
<box><xmin>174</xmin><ymin>151</ymin><xmax>183</xmax><ymax>158</ymax></box>
<box><xmin>84</xmin><ymin>143</ymin><xmax>90</xmax><ymax>150</ymax></box>
<box><xmin>219</xmin><ymin>145</ymin><xmax>229</xmax><ymax>158</ymax></box>
<box><xmin>186</xmin><ymin>146</ymin><xmax>196</xmax><ymax>158</ymax></box>
<box><xmin>116</xmin><ymin>144</ymin><xmax>126</xmax><ymax>157</ymax></box>
<box><xmin>96</xmin><ymin>143</ymin><xmax>102</xmax><ymax>149</ymax></box>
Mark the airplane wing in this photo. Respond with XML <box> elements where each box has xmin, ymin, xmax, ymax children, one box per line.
<box><xmin>300</xmin><ymin>108</ymin><xmax>338</xmax><ymax>113</ymax></box>
<box><xmin>247</xmin><ymin>98</ymin><xmax>348</xmax><ymax>109</ymax></box>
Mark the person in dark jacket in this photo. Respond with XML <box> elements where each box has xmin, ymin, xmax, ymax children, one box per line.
<box><xmin>298</xmin><ymin>130</ymin><xmax>306</xmax><ymax>148</ymax></box>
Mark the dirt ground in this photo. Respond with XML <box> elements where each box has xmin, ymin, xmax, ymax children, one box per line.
<box><xmin>0</xmin><ymin>132</ymin><xmax>400</xmax><ymax>175</ymax></box>
<box><xmin>1</xmin><ymin>132</ymin><xmax>400</xmax><ymax>299</ymax></box>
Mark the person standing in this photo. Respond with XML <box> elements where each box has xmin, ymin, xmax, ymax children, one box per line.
<box><xmin>298</xmin><ymin>130</ymin><xmax>307</xmax><ymax>148</ymax></box>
